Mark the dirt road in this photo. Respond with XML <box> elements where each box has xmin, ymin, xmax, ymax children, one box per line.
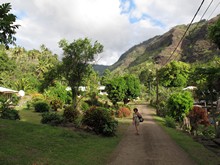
<box><xmin>107</xmin><ymin>104</ymin><xmax>197</xmax><ymax>165</ymax></box>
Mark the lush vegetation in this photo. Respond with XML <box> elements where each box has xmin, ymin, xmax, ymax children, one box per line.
<box><xmin>105</xmin><ymin>74</ymin><xmax>141</xmax><ymax>105</ymax></box>
<box><xmin>0</xmin><ymin>118</ymin><xmax>129</xmax><ymax>165</ymax></box>
<box><xmin>1</xmin><ymin>3</ymin><xmax>220</xmax><ymax>164</ymax></box>
<box><xmin>154</xmin><ymin>115</ymin><xmax>220</xmax><ymax>165</ymax></box>
<box><xmin>0</xmin><ymin>3</ymin><xmax>19</xmax><ymax>48</ymax></box>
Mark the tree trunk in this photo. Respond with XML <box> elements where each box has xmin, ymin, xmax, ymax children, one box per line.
<box><xmin>71</xmin><ymin>87</ymin><xmax>78</xmax><ymax>110</ymax></box>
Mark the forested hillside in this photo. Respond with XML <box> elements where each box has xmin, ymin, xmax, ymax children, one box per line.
<box><xmin>0</xmin><ymin>44</ymin><xmax>60</xmax><ymax>92</ymax></box>
<box><xmin>108</xmin><ymin>15</ymin><xmax>220</xmax><ymax>75</ymax></box>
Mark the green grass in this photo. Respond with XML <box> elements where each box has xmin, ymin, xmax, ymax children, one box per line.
<box><xmin>0</xmin><ymin>116</ymin><xmax>129</xmax><ymax>165</ymax></box>
<box><xmin>154</xmin><ymin>115</ymin><xmax>220</xmax><ymax>165</ymax></box>
<box><xmin>18</xmin><ymin>109</ymin><xmax>42</xmax><ymax>124</ymax></box>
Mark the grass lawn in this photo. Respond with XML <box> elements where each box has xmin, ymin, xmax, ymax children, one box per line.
<box><xmin>18</xmin><ymin>109</ymin><xmax>42</xmax><ymax>124</ymax></box>
<box><xmin>0</xmin><ymin>116</ymin><xmax>129</xmax><ymax>165</ymax></box>
<box><xmin>154</xmin><ymin>115</ymin><xmax>220</xmax><ymax>165</ymax></box>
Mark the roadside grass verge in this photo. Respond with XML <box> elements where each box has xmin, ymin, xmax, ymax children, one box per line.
<box><xmin>154</xmin><ymin>115</ymin><xmax>220</xmax><ymax>165</ymax></box>
<box><xmin>0</xmin><ymin>117</ymin><xmax>130</xmax><ymax>165</ymax></box>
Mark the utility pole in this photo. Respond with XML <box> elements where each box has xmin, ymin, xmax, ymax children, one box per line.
<box><xmin>156</xmin><ymin>68</ymin><xmax>159</xmax><ymax>115</ymax></box>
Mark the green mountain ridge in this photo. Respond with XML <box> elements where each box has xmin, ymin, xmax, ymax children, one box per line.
<box><xmin>98</xmin><ymin>15</ymin><xmax>220</xmax><ymax>75</ymax></box>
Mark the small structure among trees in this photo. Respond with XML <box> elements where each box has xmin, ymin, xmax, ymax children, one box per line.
<box><xmin>0</xmin><ymin>86</ymin><xmax>18</xmax><ymax>99</ymax></box>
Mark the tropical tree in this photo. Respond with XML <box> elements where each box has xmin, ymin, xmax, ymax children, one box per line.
<box><xmin>59</xmin><ymin>38</ymin><xmax>103</xmax><ymax>109</ymax></box>
<box><xmin>0</xmin><ymin>3</ymin><xmax>19</xmax><ymax>48</ymax></box>
<box><xmin>100</xmin><ymin>69</ymin><xmax>112</xmax><ymax>85</ymax></box>
<box><xmin>105</xmin><ymin>75</ymin><xmax>141</xmax><ymax>105</ymax></box>
<box><xmin>105</xmin><ymin>76</ymin><xmax>127</xmax><ymax>106</ymax></box>
<box><xmin>123</xmin><ymin>74</ymin><xmax>141</xmax><ymax>102</ymax></box>
<box><xmin>0</xmin><ymin>49</ymin><xmax>15</xmax><ymax>72</ymax></box>
<box><xmin>82</xmin><ymin>66</ymin><xmax>100</xmax><ymax>100</ymax></box>
<box><xmin>139</xmin><ymin>69</ymin><xmax>155</xmax><ymax>94</ymax></box>
<box><xmin>158</xmin><ymin>61</ymin><xmax>190</xmax><ymax>87</ymax></box>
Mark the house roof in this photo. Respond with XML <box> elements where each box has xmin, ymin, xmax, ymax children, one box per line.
<box><xmin>0</xmin><ymin>87</ymin><xmax>18</xmax><ymax>94</ymax></box>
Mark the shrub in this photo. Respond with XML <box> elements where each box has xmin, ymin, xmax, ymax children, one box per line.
<box><xmin>82</xmin><ymin>106</ymin><xmax>118</xmax><ymax>136</ymax></box>
<box><xmin>167</xmin><ymin>91</ymin><xmax>193</xmax><ymax>122</ymax></box>
<box><xmin>80</xmin><ymin>101</ymin><xmax>90</xmax><ymax>111</ymax></box>
<box><xmin>34</xmin><ymin>101</ymin><xmax>50</xmax><ymax>112</ymax></box>
<box><xmin>164</xmin><ymin>116</ymin><xmax>176</xmax><ymax>128</ymax></box>
<box><xmin>50</xmin><ymin>99</ymin><xmax>63</xmax><ymax>111</ymax></box>
<box><xmin>41</xmin><ymin>112</ymin><xmax>64</xmax><ymax>126</ymax></box>
<box><xmin>117</xmin><ymin>107</ymin><xmax>131</xmax><ymax>118</ymax></box>
<box><xmin>158</xmin><ymin>101</ymin><xmax>169</xmax><ymax>117</ymax></box>
<box><xmin>63</xmin><ymin>106</ymin><xmax>80</xmax><ymax>123</ymax></box>
<box><xmin>202</xmin><ymin>126</ymin><xmax>215</xmax><ymax>139</ymax></box>
<box><xmin>1</xmin><ymin>109</ymin><xmax>20</xmax><ymax>120</ymax></box>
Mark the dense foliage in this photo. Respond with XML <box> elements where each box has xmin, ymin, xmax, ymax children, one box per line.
<box><xmin>34</xmin><ymin>101</ymin><xmax>50</xmax><ymax>113</ymax></box>
<box><xmin>167</xmin><ymin>91</ymin><xmax>194</xmax><ymax>122</ymax></box>
<box><xmin>59</xmin><ymin>38</ymin><xmax>103</xmax><ymax>109</ymax></box>
<box><xmin>0</xmin><ymin>3</ymin><xmax>19</xmax><ymax>48</ymax></box>
<box><xmin>158</xmin><ymin>61</ymin><xmax>190</xmax><ymax>87</ymax></box>
<box><xmin>41</xmin><ymin>112</ymin><xmax>64</xmax><ymax>126</ymax></box>
<box><xmin>63</xmin><ymin>105</ymin><xmax>80</xmax><ymax>123</ymax></box>
<box><xmin>82</xmin><ymin>106</ymin><xmax>118</xmax><ymax>136</ymax></box>
<box><xmin>209</xmin><ymin>17</ymin><xmax>220</xmax><ymax>49</ymax></box>
<box><xmin>105</xmin><ymin>75</ymin><xmax>141</xmax><ymax>105</ymax></box>
<box><xmin>1</xmin><ymin>108</ymin><xmax>20</xmax><ymax>120</ymax></box>
<box><xmin>105</xmin><ymin>76</ymin><xmax>127</xmax><ymax>105</ymax></box>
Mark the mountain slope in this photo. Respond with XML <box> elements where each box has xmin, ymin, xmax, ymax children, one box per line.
<box><xmin>108</xmin><ymin>15</ymin><xmax>220</xmax><ymax>74</ymax></box>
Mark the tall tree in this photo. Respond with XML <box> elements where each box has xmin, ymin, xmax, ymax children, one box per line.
<box><xmin>158</xmin><ymin>61</ymin><xmax>190</xmax><ymax>87</ymax></box>
<box><xmin>59</xmin><ymin>38</ymin><xmax>103</xmax><ymax>109</ymax></box>
<box><xmin>101</xmin><ymin>69</ymin><xmax>112</xmax><ymax>85</ymax></box>
<box><xmin>105</xmin><ymin>75</ymin><xmax>141</xmax><ymax>105</ymax></box>
<box><xmin>105</xmin><ymin>76</ymin><xmax>127</xmax><ymax>106</ymax></box>
<box><xmin>0</xmin><ymin>3</ymin><xmax>19</xmax><ymax>49</ymax></box>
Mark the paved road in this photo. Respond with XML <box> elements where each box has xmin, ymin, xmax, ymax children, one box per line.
<box><xmin>107</xmin><ymin>104</ymin><xmax>197</xmax><ymax>165</ymax></box>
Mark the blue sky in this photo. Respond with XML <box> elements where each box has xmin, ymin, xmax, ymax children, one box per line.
<box><xmin>1</xmin><ymin>0</ymin><xmax>220</xmax><ymax>65</ymax></box>
<box><xmin>120</xmin><ymin>0</ymin><xmax>165</xmax><ymax>28</ymax></box>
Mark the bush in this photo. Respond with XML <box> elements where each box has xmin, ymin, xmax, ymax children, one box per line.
<box><xmin>1</xmin><ymin>108</ymin><xmax>20</xmax><ymax>120</ymax></box>
<box><xmin>80</xmin><ymin>101</ymin><xmax>90</xmax><ymax>111</ymax></box>
<box><xmin>157</xmin><ymin>101</ymin><xmax>169</xmax><ymax>117</ymax></box>
<box><xmin>82</xmin><ymin>106</ymin><xmax>118</xmax><ymax>136</ymax></box>
<box><xmin>167</xmin><ymin>91</ymin><xmax>193</xmax><ymax>122</ymax></box>
<box><xmin>164</xmin><ymin>116</ymin><xmax>176</xmax><ymax>128</ymax></box>
<box><xmin>50</xmin><ymin>99</ymin><xmax>63</xmax><ymax>111</ymax></box>
<box><xmin>34</xmin><ymin>101</ymin><xmax>50</xmax><ymax>112</ymax></box>
<box><xmin>117</xmin><ymin>107</ymin><xmax>131</xmax><ymax>118</ymax></box>
<box><xmin>202</xmin><ymin>126</ymin><xmax>215</xmax><ymax>139</ymax></box>
<box><xmin>63</xmin><ymin>106</ymin><xmax>80</xmax><ymax>123</ymax></box>
<box><xmin>41</xmin><ymin>112</ymin><xmax>64</xmax><ymax>126</ymax></box>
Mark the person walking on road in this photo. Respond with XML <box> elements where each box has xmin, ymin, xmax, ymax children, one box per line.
<box><xmin>133</xmin><ymin>108</ymin><xmax>142</xmax><ymax>135</ymax></box>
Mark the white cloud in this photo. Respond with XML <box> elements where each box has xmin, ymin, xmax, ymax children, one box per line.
<box><xmin>1</xmin><ymin>0</ymin><xmax>220</xmax><ymax>65</ymax></box>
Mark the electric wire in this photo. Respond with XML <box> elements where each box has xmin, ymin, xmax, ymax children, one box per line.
<box><xmin>208</xmin><ymin>0</ymin><xmax>220</xmax><ymax>19</ymax></box>
<box><xmin>189</xmin><ymin>0</ymin><xmax>214</xmax><ymax>36</ymax></box>
<box><xmin>161</xmin><ymin>0</ymin><xmax>205</xmax><ymax>67</ymax></box>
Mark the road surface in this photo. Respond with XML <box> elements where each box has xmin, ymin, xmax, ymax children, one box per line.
<box><xmin>107</xmin><ymin>104</ymin><xmax>196</xmax><ymax>165</ymax></box>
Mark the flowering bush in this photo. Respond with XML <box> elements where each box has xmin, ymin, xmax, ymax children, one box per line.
<box><xmin>117</xmin><ymin>107</ymin><xmax>131</xmax><ymax>118</ymax></box>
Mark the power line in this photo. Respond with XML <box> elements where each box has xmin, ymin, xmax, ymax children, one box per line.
<box><xmin>176</xmin><ymin>0</ymin><xmax>215</xmax><ymax>61</ymax></box>
<box><xmin>208</xmin><ymin>0</ymin><xmax>220</xmax><ymax>19</ymax></box>
<box><xmin>201</xmin><ymin>0</ymin><xmax>214</xmax><ymax>20</ymax></box>
<box><xmin>188</xmin><ymin>0</ymin><xmax>214</xmax><ymax>36</ymax></box>
<box><xmin>189</xmin><ymin>0</ymin><xmax>214</xmax><ymax>37</ymax></box>
<box><xmin>162</xmin><ymin>0</ymin><xmax>205</xmax><ymax>67</ymax></box>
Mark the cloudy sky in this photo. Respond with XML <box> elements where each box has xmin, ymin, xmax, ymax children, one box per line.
<box><xmin>2</xmin><ymin>0</ymin><xmax>220</xmax><ymax>65</ymax></box>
